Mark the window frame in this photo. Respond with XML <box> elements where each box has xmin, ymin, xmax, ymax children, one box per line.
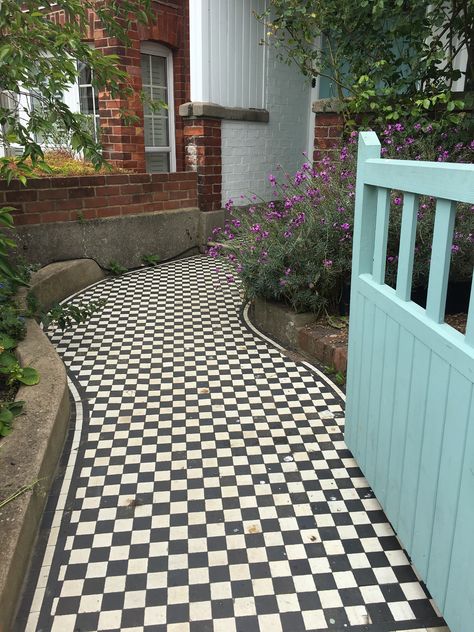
<box><xmin>76</xmin><ymin>54</ymin><xmax>100</xmax><ymax>142</ymax></box>
<box><xmin>140</xmin><ymin>41</ymin><xmax>176</xmax><ymax>173</ymax></box>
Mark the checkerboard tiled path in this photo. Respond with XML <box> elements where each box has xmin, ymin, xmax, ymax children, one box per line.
<box><xmin>17</xmin><ymin>256</ymin><xmax>447</xmax><ymax>632</ymax></box>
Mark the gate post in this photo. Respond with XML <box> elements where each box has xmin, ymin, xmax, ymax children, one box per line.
<box><xmin>345</xmin><ymin>132</ymin><xmax>381</xmax><ymax>446</ymax></box>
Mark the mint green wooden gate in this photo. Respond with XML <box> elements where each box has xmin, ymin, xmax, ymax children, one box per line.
<box><xmin>345</xmin><ymin>132</ymin><xmax>474</xmax><ymax>632</ymax></box>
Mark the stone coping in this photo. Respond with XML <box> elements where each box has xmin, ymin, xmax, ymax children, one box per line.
<box><xmin>0</xmin><ymin>259</ymin><xmax>105</xmax><ymax>632</ymax></box>
<box><xmin>179</xmin><ymin>101</ymin><xmax>269</xmax><ymax>123</ymax></box>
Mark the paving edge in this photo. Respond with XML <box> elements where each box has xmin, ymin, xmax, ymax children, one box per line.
<box><xmin>250</xmin><ymin>296</ymin><xmax>348</xmax><ymax>374</ymax></box>
<box><xmin>0</xmin><ymin>259</ymin><xmax>106</xmax><ymax>632</ymax></box>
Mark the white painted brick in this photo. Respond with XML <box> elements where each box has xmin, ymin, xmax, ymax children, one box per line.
<box><xmin>221</xmin><ymin>46</ymin><xmax>311</xmax><ymax>205</ymax></box>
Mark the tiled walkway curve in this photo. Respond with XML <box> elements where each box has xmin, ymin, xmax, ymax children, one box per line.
<box><xmin>17</xmin><ymin>256</ymin><xmax>446</xmax><ymax>632</ymax></box>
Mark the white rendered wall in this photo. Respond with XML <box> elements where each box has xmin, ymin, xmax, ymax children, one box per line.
<box><xmin>221</xmin><ymin>46</ymin><xmax>313</xmax><ymax>204</ymax></box>
<box><xmin>190</xmin><ymin>0</ymin><xmax>266</xmax><ymax>108</ymax></box>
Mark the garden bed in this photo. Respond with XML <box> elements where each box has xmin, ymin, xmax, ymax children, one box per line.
<box><xmin>251</xmin><ymin>296</ymin><xmax>468</xmax><ymax>383</ymax></box>
<box><xmin>0</xmin><ymin>259</ymin><xmax>105</xmax><ymax>632</ymax></box>
<box><xmin>250</xmin><ymin>297</ymin><xmax>349</xmax><ymax>378</ymax></box>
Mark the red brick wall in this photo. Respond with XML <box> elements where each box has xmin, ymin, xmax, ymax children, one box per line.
<box><xmin>313</xmin><ymin>112</ymin><xmax>344</xmax><ymax>162</ymax></box>
<box><xmin>184</xmin><ymin>119</ymin><xmax>222</xmax><ymax>212</ymax></box>
<box><xmin>47</xmin><ymin>1</ymin><xmax>190</xmax><ymax>172</ymax></box>
<box><xmin>1</xmin><ymin>173</ymin><xmax>197</xmax><ymax>226</ymax></box>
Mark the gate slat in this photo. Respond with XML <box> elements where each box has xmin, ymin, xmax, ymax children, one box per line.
<box><xmin>373</xmin><ymin>317</ymin><xmax>400</xmax><ymax>503</ymax></box>
<box><xmin>385</xmin><ymin>327</ymin><xmax>415</xmax><ymax>528</ymax></box>
<box><xmin>372</xmin><ymin>188</ymin><xmax>391</xmax><ymax>285</ymax></box>
<box><xmin>355</xmin><ymin>299</ymin><xmax>376</xmax><ymax>460</ymax></box>
<box><xmin>427</xmin><ymin>373</ymin><xmax>472</xmax><ymax>610</ymax></box>
<box><xmin>363</xmin><ymin>308</ymin><xmax>387</xmax><ymax>483</ymax></box>
<box><xmin>344</xmin><ymin>293</ymin><xmax>365</xmax><ymax>450</ymax></box>
<box><xmin>410</xmin><ymin>356</ymin><xmax>450</xmax><ymax>578</ymax></box>
<box><xmin>396</xmin><ymin>193</ymin><xmax>418</xmax><ymax>301</ymax></box>
<box><xmin>398</xmin><ymin>341</ymin><xmax>432</xmax><ymax>550</ymax></box>
<box><xmin>465</xmin><ymin>276</ymin><xmax>474</xmax><ymax>347</ymax></box>
<box><xmin>444</xmin><ymin>383</ymin><xmax>474</xmax><ymax>630</ymax></box>
<box><xmin>426</xmin><ymin>199</ymin><xmax>457</xmax><ymax>323</ymax></box>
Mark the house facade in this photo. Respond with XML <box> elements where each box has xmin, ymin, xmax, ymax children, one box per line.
<box><xmin>3</xmin><ymin>0</ymin><xmax>319</xmax><ymax>266</ymax></box>
<box><xmin>12</xmin><ymin>0</ymin><xmax>314</xmax><ymax>210</ymax></box>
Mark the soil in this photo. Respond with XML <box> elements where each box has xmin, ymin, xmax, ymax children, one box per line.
<box><xmin>310</xmin><ymin>312</ymin><xmax>467</xmax><ymax>339</ymax></box>
<box><xmin>0</xmin><ymin>379</ymin><xmax>18</xmax><ymax>407</ymax></box>
<box><xmin>445</xmin><ymin>313</ymin><xmax>467</xmax><ymax>334</ymax></box>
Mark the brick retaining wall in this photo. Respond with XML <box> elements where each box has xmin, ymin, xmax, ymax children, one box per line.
<box><xmin>1</xmin><ymin>172</ymin><xmax>198</xmax><ymax>226</ymax></box>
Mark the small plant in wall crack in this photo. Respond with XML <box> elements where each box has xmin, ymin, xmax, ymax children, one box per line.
<box><xmin>106</xmin><ymin>261</ymin><xmax>128</xmax><ymax>276</ymax></box>
<box><xmin>42</xmin><ymin>299</ymin><xmax>107</xmax><ymax>331</ymax></box>
<box><xmin>141</xmin><ymin>254</ymin><xmax>160</xmax><ymax>266</ymax></box>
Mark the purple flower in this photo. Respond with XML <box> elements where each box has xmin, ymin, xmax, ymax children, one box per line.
<box><xmin>231</xmin><ymin>219</ymin><xmax>241</xmax><ymax>228</ymax></box>
<box><xmin>261</xmin><ymin>231</ymin><xmax>269</xmax><ymax>239</ymax></box>
<box><xmin>283</xmin><ymin>230</ymin><xmax>292</xmax><ymax>238</ymax></box>
<box><xmin>451</xmin><ymin>244</ymin><xmax>460</xmax><ymax>253</ymax></box>
<box><xmin>226</xmin><ymin>274</ymin><xmax>235</xmax><ymax>283</ymax></box>
<box><xmin>340</xmin><ymin>223</ymin><xmax>350</xmax><ymax>231</ymax></box>
<box><xmin>323</xmin><ymin>259</ymin><xmax>333</xmax><ymax>268</ymax></box>
<box><xmin>284</xmin><ymin>267</ymin><xmax>291</xmax><ymax>276</ymax></box>
<box><xmin>225</xmin><ymin>198</ymin><xmax>234</xmax><ymax>212</ymax></box>
<box><xmin>212</xmin><ymin>226</ymin><xmax>221</xmax><ymax>235</ymax></box>
<box><xmin>208</xmin><ymin>245</ymin><xmax>221</xmax><ymax>258</ymax></box>
<box><xmin>268</xmin><ymin>174</ymin><xmax>277</xmax><ymax>186</ymax></box>
<box><xmin>393</xmin><ymin>196</ymin><xmax>402</xmax><ymax>206</ymax></box>
<box><xmin>279</xmin><ymin>279</ymin><xmax>287</xmax><ymax>287</ymax></box>
<box><xmin>294</xmin><ymin>170</ymin><xmax>306</xmax><ymax>185</ymax></box>
<box><xmin>291</xmin><ymin>212</ymin><xmax>306</xmax><ymax>228</ymax></box>
<box><xmin>250</xmin><ymin>223</ymin><xmax>261</xmax><ymax>233</ymax></box>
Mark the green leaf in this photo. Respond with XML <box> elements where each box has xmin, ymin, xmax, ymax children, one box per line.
<box><xmin>0</xmin><ymin>334</ymin><xmax>16</xmax><ymax>350</ymax></box>
<box><xmin>7</xmin><ymin>400</ymin><xmax>25</xmax><ymax>416</ymax></box>
<box><xmin>0</xmin><ymin>408</ymin><xmax>14</xmax><ymax>424</ymax></box>
<box><xmin>0</xmin><ymin>351</ymin><xmax>18</xmax><ymax>372</ymax></box>
<box><xmin>17</xmin><ymin>367</ymin><xmax>40</xmax><ymax>386</ymax></box>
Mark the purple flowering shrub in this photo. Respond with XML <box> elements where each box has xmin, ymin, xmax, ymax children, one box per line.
<box><xmin>381</xmin><ymin>122</ymin><xmax>473</xmax><ymax>287</ymax></box>
<box><xmin>209</xmin><ymin>124</ymin><xmax>473</xmax><ymax>315</ymax></box>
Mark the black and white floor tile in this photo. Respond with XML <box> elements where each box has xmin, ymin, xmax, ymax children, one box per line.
<box><xmin>17</xmin><ymin>256</ymin><xmax>447</xmax><ymax>631</ymax></box>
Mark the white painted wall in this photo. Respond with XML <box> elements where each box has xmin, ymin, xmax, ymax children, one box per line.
<box><xmin>190</xmin><ymin>0</ymin><xmax>266</xmax><ymax>108</ymax></box>
<box><xmin>190</xmin><ymin>0</ymin><xmax>313</xmax><ymax>204</ymax></box>
<box><xmin>221</xmin><ymin>45</ymin><xmax>313</xmax><ymax>204</ymax></box>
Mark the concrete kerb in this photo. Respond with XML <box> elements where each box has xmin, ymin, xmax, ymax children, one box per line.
<box><xmin>250</xmin><ymin>296</ymin><xmax>349</xmax><ymax>375</ymax></box>
<box><xmin>0</xmin><ymin>259</ymin><xmax>105</xmax><ymax>632</ymax></box>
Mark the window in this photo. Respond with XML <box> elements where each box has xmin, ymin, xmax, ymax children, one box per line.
<box><xmin>140</xmin><ymin>43</ymin><xmax>175</xmax><ymax>173</ymax></box>
<box><xmin>77</xmin><ymin>60</ymin><xmax>100</xmax><ymax>141</ymax></box>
